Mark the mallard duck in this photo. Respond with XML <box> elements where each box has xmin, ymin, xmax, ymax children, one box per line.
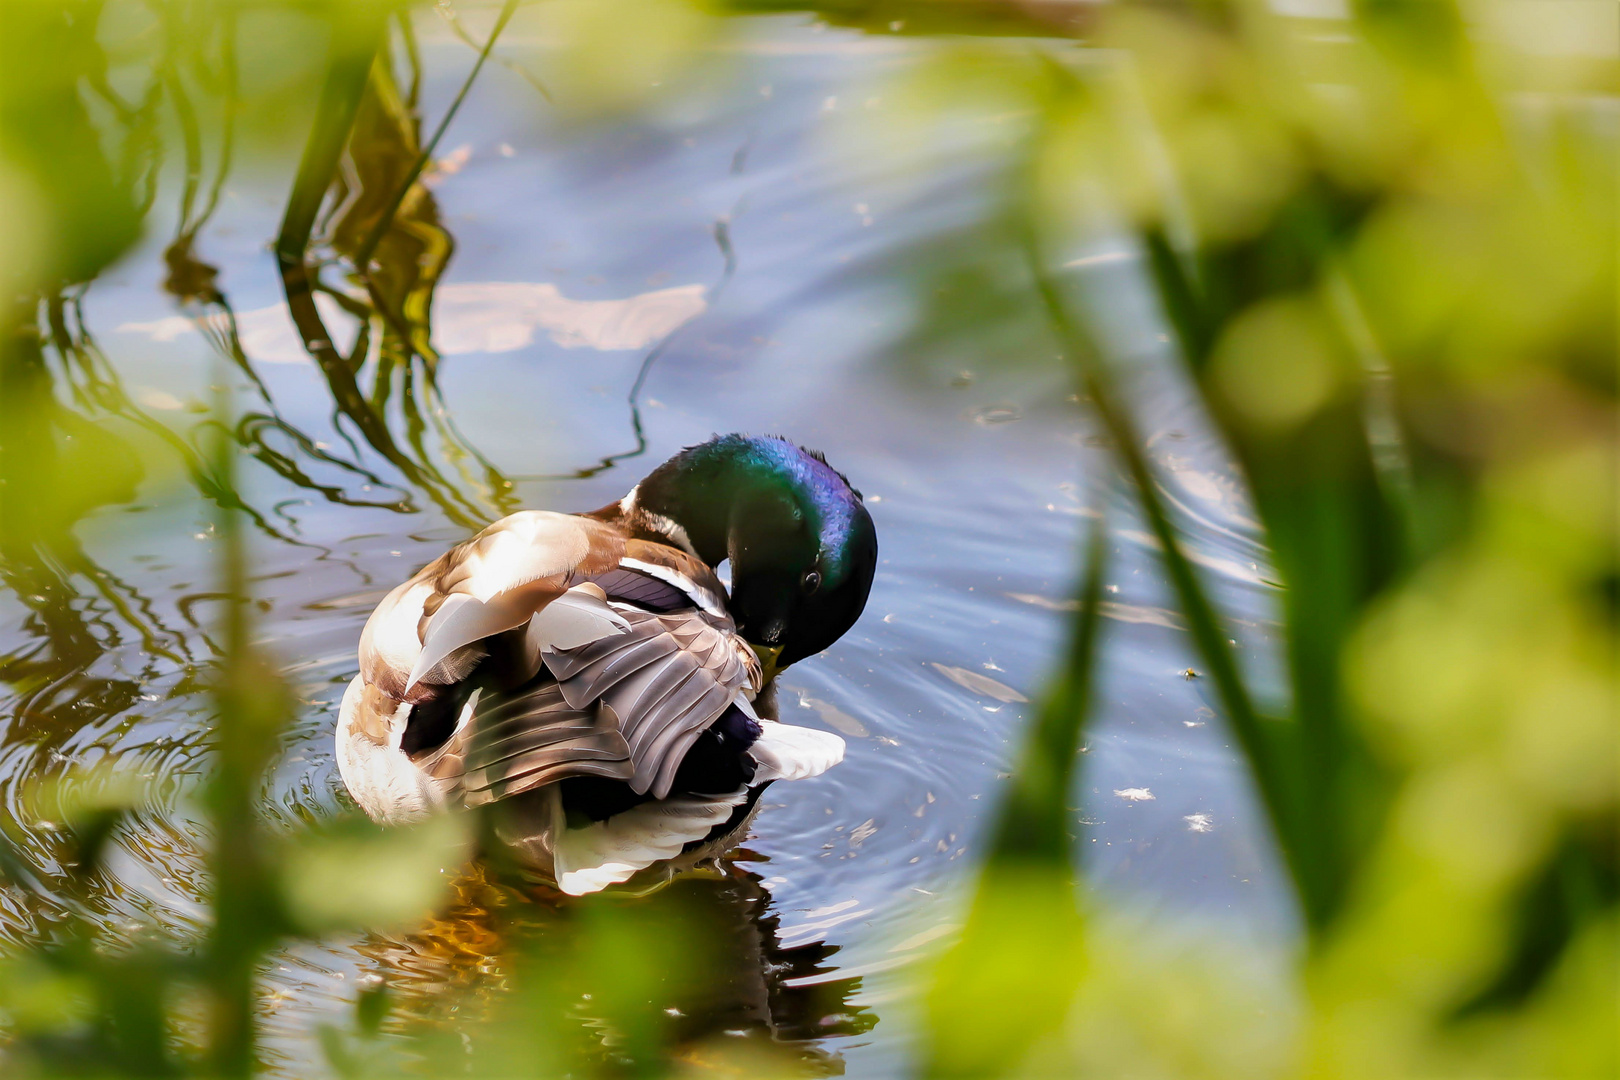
<box><xmin>336</xmin><ymin>434</ymin><xmax>877</xmax><ymax>894</ymax></box>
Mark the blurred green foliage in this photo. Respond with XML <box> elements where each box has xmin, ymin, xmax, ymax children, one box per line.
<box><xmin>0</xmin><ymin>0</ymin><xmax>1614</xmax><ymax>1076</ymax></box>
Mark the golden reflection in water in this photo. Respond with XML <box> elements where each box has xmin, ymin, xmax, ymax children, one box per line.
<box><xmin>355</xmin><ymin>857</ymin><xmax>877</xmax><ymax>1073</ymax></box>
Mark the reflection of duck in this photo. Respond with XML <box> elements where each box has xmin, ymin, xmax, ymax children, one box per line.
<box><xmin>337</xmin><ymin>435</ymin><xmax>877</xmax><ymax>894</ymax></box>
<box><xmin>356</xmin><ymin>858</ymin><xmax>878</xmax><ymax>1073</ymax></box>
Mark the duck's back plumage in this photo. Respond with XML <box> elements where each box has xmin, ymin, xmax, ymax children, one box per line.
<box><xmin>336</xmin><ymin>509</ymin><xmax>844</xmax><ymax>894</ymax></box>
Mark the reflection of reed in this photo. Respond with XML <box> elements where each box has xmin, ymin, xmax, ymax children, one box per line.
<box><xmin>278</xmin><ymin>0</ymin><xmax>716</xmax><ymax>495</ymax></box>
<box><xmin>273</xmin><ymin>8</ymin><xmax>521</xmax><ymax>532</ymax></box>
<box><xmin>119</xmin><ymin>10</ymin><xmax>522</xmax><ymax>533</ymax></box>
<box><xmin>8</xmin><ymin>309</ymin><xmax>194</xmax><ymax>674</ymax></box>
<box><xmin>151</xmin><ymin>5</ymin><xmax>410</xmax><ymax>524</ymax></box>
<box><xmin>0</xmin><ymin>313</ymin><xmax>205</xmax><ymax>945</ymax></box>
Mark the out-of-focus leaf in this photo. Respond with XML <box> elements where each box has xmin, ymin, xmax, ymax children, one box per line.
<box><xmin>926</xmin><ymin>866</ymin><xmax>1085</xmax><ymax>1080</ymax></box>
<box><xmin>279</xmin><ymin>812</ymin><xmax>474</xmax><ymax>933</ymax></box>
<box><xmin>0</xmin><ymin>1</ymin><xmax>142</xmax><ymax>286</ymax></box>
<box><xmin>0</xmin><ymin>956</ymin><xmax>96</xmax><ymax>1035</ymax></box>
<box><xmin>506</xmin><ymin>0</ymin><xmax>718</xmax><ymax>115</ymax></box>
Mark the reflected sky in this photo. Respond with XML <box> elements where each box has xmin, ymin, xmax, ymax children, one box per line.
<box><xmin>119</xmin><ymin>280</ymin><xmax>709</xmax><ymax>361</ymax></box>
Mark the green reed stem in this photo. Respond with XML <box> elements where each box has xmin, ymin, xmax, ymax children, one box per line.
<box><xmin>988</xmin><ymin>517</ymin><xmax>1110</xmax><ymax>865</ymax></box>
<box><xmin>925</xmin><ymin>517</ymin><xmax>1108</xmax><ymax>1079</ymax></box>
<box><xmin>1020</xmin><ymin>220</ymin><xmax>1318</xmax><ymax>924</ymax></box>
<box><xmin>202</xmin><ymin>374</ymin><xmax>295</xmax><ymax>1076</ymax></box>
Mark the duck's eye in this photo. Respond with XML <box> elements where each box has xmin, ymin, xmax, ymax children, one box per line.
<box><xmin>800</xmin><ymin>570</ymin><xmax>822</xmax><ymax>595</ymax></box>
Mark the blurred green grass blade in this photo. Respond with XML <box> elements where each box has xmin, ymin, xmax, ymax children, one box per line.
<box><xmin>1143</xmin><ymin>227</ymin><xmax>1215</xmax><ymax>369</ymax></box>
<box><xmin>925</xmin><ymin>865</ymin><xmax>1086</xmax><ymax>1080</ymax></box>
<box><xmin>925</xmin><ymin>519</ymin><xmax>1108</xmax><ymax>1077</ymax></box>
<box><xmin>988</xmin><ymin>517</ymin><xmax>1109</xmax><ymax>864</ymax></box>
<box><xmin>1035</xmin><ymin>61</ymin><xmax>1407</xmax><ymax>929</ymax></box>
<box><xmin>1452</xmin><ymin>825</ymin><xmax>1620</xmax><ymax>1018</ymax></box>
<box><xmin>202</xmin><ymin>374</ymin><xmax>299</xmax><ymax>1078</ymax></box>
<box><xmin>1017</xmin><ymin>214</ymin><xmax>1320</xmax><ymax>926</ymax></box>
<box><xmin>1324</xmin><ymin>262</ymin><xmax>1421</xmax><ymax>558</ymax></box>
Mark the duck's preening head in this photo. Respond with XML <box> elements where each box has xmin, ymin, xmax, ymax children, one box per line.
<box><xmin>623</xmin><ymin>434</ymin><xmax>877</xmax><ymax>678</ymax></box>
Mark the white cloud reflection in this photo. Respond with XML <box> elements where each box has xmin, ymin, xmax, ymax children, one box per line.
<box><xmin>118</xmin><ymin>281</ymin><xmax>707</xmax><ymax>363</ymax></box>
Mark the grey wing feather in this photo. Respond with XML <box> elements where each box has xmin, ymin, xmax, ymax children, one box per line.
<box><xmin>542</xmin><ymin>609</ymin><xmax>755</xmax><ymax>799</ymax></box>
<box><xmin>455</xmin><ymin>604</ymin><xmax>756</xmax><ymax>807</ymax></box>
<box><xmin>595</xmin><ymin>654</ymin><xmax>699</xmax><ymax>730</ymax></box>
<box><xmin>462</xmin><ymin>684</ymin><xmax>632</xmax><ymax>804</ymax></box>
<box><xmin>622</xmin><ymin>664</ymin><xmax>705</xmax><ymax>760</ymax></box>
<box><xmin>550</xmin><ymin>633</ymin><xmax>680</xmax><ymax>710</ymax></box>
<box><xmin>624</xmin><ymin>666</ymin><xmax>712</xmax><ymax>764</ymax></box>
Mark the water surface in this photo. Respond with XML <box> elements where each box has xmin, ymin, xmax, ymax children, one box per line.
<box><xmin>0</xmin><ymin>13</ymin><xmax>1292</xmax><ymax>1075</ymax></box>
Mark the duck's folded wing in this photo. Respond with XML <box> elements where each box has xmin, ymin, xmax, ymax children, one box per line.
<box><xmin>542</xmin><ymin>606</ymin><xmax>759</xmax><ymax>799</ymax></box>
<box><xmin>359</xmin><ymin>511</ymin><xmax>628</xmax><ymax>699</ymax></box>
<box><xmin>460</xmin><ymin>682</ymin><xmax>634</xmax><ymax>805</ymax></box>
<box><xmin>456</xmin><ymin>580</ymin><xmax>759</xmax><ymax>804</ymax></box>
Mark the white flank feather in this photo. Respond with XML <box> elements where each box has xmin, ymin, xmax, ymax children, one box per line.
<box><xmin>747</xmin><ymin>721</ymin><xmax>846</xmax><ymax>783</ymax></box>
<box><xmin>551</xmin><ymin>786</ymin><xmax>747</xmax><ymax>895</ymax></box>
<box><xmin>525</xmin><ymin>583</ymin><xmax>630</xmax><ymax>654</ymax></box>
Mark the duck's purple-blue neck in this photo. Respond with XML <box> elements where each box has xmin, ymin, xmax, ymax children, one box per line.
<box><xmin>617</xmin><ymin>434</ymin><xmax>876</xmax><ymax>671</ymax></box>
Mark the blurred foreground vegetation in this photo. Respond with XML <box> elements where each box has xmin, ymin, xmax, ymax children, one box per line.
<box><xmin>0</xmin><ymin>0</ymin><xmax>1614</xmax><ymax>1076</ymax></box>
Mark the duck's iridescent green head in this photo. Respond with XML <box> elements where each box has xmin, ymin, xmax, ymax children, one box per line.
<box><xmin>628</xmin><ymin>434</ymin><xmax>877</xmax><ymax>675</ymax></box>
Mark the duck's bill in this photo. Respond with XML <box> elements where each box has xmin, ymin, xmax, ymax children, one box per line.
<box><xmin>750</xmin><ymin>642</ymin><xmax>784</xmax><ymax>684</ymax></box>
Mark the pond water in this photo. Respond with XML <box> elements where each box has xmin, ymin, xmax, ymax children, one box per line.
<box><xmin>0</xmin><ymin>12</ymin><xmax>1294</xmax><ymax>1075</ymax></box>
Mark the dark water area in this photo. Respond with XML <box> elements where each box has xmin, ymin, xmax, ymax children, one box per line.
<box><xmin>0</xmin><ymin>14</ymin><xmax>1294</xmax><ymax>1075</ymax></box>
